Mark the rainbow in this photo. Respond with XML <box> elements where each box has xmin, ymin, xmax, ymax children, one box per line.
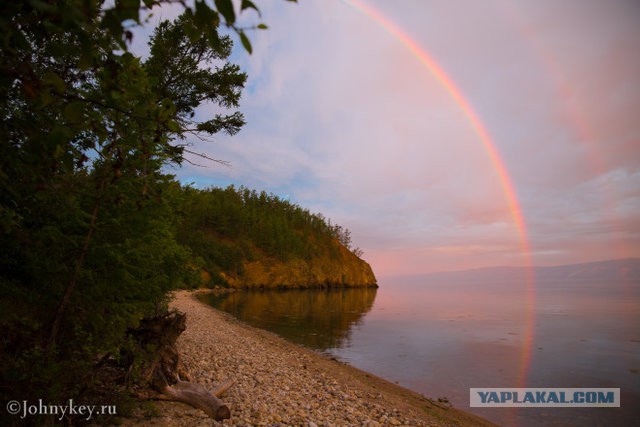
<box><xmin>342</xmin><ymin>0</ymin><xmax>536</xmax><ymax>388</ymax></box>
<box><xmin>502</xmin><ymin>2</ymin><xmax>627</xmax><ymax>262</ymax></box>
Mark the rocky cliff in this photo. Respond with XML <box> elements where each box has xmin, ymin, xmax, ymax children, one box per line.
<box><xmin>178</xmin><ymin>186</ymin><xmax>378</xmax><ymax>290</ymax></box>
<box><xmin>219</xmin><ymin>242</ymin><xmax>377</xmax><ymax>289</ymax></box>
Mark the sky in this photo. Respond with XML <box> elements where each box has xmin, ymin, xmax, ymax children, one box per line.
<box><xmin>137</xmin><ymin>0</ymin><xmax>640</xmax><ymax>278</ymax></box>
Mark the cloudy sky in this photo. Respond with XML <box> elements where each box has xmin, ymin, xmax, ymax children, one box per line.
<box><xmin>142</xmin><ymin>0</ymin><xmax>640</xmax><ymax>278</ymax></box>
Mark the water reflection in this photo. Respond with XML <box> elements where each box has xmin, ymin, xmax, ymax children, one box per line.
<box><xmin>197</xmin><ymin>280</ymin><xmax>640</xmax><ymax>426</ymax></box>
<box><xmin>328</xmin><ymin>280</ymin><xmax>640</xmax><ymax>427</ymax></box>
<box><xmin>198</xmin><ymin>287</ymin><xmax>377</xmax><ymax>350</ymax></box>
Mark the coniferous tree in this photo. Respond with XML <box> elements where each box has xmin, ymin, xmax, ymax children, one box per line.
<box><xmin>0</xmin><ymin>0</ymin><xmax>271</xmax><ymax>409</ymax></box>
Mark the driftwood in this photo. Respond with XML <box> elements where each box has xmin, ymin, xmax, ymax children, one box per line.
<box><xmin>212</xmin><ymin>379</ymin><xmax>235</xmax><ymax>397</ymax></box>
<box><xmin>128</xmin><ymin>311</ymin><xmax>232</xmax><ymax>420</ymax></box>
<box><xmin>157</xmin><ymin>379</ymin><xmax>230</xmax><ymax>420</ymax></box>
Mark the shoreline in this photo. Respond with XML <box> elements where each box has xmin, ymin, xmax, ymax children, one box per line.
<box><xmin>122</xmin><ymin>289</ymin><xmax>496</xmax><ymax>426</ymax></box>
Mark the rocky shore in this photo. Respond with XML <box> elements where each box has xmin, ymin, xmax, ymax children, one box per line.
<box><xmin>122</xmin><ymin>290</ymin><xmax>495</xmax><ymax>426</ymax></box>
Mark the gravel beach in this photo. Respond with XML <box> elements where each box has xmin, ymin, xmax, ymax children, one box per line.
<box><xmin>122</xmin><ymin>290</ymin><xmax>496</xmax><ymax>426</ymax></box>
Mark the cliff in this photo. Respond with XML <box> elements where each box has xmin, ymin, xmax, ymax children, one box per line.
<box><xmin>177</xmin><ymin>186</ymin><xmax>377</xmax><ymax>289</ymax></box>
<box><xmin>221</xmin><ymin>241</ymin><xmax>377</xmax><ymax>289</ymax></box>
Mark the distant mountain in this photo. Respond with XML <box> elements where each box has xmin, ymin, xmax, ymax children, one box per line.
<box><xmin>418</xmin><ymin>258</ymin><xmax>640</xmax><ymax>283</ymax></box>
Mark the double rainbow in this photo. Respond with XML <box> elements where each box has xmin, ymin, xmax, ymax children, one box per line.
<box><xmin>343</xmin><ymin>0</ymin><xmax>536</xmax><ymax>388</ymax></box>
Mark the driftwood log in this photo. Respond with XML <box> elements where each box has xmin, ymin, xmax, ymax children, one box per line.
<box><xmin>156</xmin><ymin>380</ymin><xmax>231</xmax><ymax>420</ymax></box>
<box><xmin>128</xmin><ymin>311</ymin><xmax>232</xmax><ymax>421</ymax></box>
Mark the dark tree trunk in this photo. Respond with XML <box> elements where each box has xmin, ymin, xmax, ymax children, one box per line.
<box><xmin>128</xmin><ymin>311</ymin><xmax>232</xmax><ymax>420</ymax></box>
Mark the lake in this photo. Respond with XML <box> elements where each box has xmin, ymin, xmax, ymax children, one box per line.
<box><xmin>198</xmin><ymin>279</ymin><xmax>640</xmax><ymax>426</ymax></box>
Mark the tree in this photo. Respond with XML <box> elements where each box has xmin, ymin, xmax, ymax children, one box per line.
<box><xmin>0</xmin><ymin>0</ymin><xmax>289</xmax><ymax>413</ymax></box>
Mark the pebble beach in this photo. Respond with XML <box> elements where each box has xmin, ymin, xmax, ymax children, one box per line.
<box><xmin>122</xmin><ymin>290</ymin><xmax>496</xmax><ymax>426</ymax></box>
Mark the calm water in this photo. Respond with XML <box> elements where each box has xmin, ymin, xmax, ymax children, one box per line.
<box><xmin>198</xmin><ymin>279</ymin><xmax>640</xmax><ymax>426</ymax></box>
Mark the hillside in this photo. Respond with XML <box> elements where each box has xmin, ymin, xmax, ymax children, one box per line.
<box><xmin>176</xmin><ymin>185</ymin><xmax>377</xmax><ymax>289</ymax></box>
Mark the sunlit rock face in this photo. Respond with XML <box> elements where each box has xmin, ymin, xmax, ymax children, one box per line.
<box><xmin>222</xmin><ymin>242</ymin><xmax>377</xmax><ymax>289</ymax></box>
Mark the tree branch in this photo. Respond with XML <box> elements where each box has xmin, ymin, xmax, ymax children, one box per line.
<box><xmin>182</xmin><ymin>148</ymin><xmax>231</xmax><ymax>167</ymax></box>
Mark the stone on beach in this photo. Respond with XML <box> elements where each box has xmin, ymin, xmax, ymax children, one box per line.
<box><xmin>120</xmin><ymin>290</ymin><xmax>495</xmax><ymax>427</ymax></box>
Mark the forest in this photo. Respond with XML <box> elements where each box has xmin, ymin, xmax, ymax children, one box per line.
<box><xmin>0</xmin><ymin>0</ymin><xmax>368</xmax><ymax>423</ymax></box>
<box><xmin>178</xmin><ymin>185</ymin><xmax>365</xmax><ymax>286</ymax></box>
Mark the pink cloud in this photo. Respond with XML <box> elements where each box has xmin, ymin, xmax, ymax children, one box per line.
<box><xmin>166</xmin><ymin>0</ymin><xmax>640</xmax><ymax>276</ymax></box>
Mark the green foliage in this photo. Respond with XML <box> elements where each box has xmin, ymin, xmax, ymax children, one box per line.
<box><xmin>0</xmin><ymin>0</ymin><xmax>275</xmax><ymax>413</ymax></box>
<box><xmin>145</xmin><ymin>16</ymin><xmax>247</xmax><ymax>140</ymax></box>
<box><xmin>176</xmin><ymin>185</ymin><xmax>364</xmax><ymax>282</ymax></box>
